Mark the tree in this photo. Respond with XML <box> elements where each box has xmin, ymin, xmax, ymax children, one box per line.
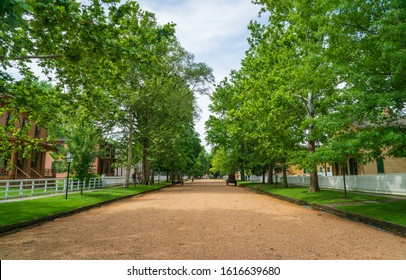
<box><xmin>209</xmin><ymin>0</ymin><xmax>405</xmax><ymax>194</ymax></box>
<box><xmin>0</xmin><ymin>78</ymin><xmax>62</xmax><ymax>169</ymax></box>
<box><xmin>62</xmin><ymin>109</ymin><xmax>101</xmax><ymax>194</ymax></box>
<box><xmin>103</xmin><ymin>2</ymin><xmax>212</xmax><ymax>186</ymax></box>
<box><xmin>1</xmin><ymin>0</ymin><xmax>214</xmax><ymax>192</ymax></box>
<box><xmin>326</xmin><ymin>0</ymin><xmax>406</xmax><ymax>161</ymax></box>
<box><xmin>1</xmin><ymin>0</ymin><xmax>120</xmax><ymax>173</ymax></box>
<box><xmin>209</xmin><ymin>147</ymin><xmax>237</xmax><ymax>176</ymax></box>
<box><xmin>192</xmin><ymin>149</ymin><xmax>211</xmax><ymax>178</ymax></box>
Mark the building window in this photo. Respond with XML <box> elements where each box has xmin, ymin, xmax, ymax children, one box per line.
<box><xmin>377</xmin><ymin>159</ymin><xmax>385</xmax><ymax>173</ymax></box>
<box><xmin>34</xmin><ymin>125</ymin><xmax>41</xmax><ymax>138</ymax></box>
<box><xmin>6</xmin><ymin>112</ymin><xmax>12</xmax><ymax>126</ymax></box>
<box><xmin>349</xmin><ymin>158</ymin><xmax>358</xmax><ymax>175</ymax></box>
<box><xmin>0</xmin><ymin>158</ymin><xmax>7</xmax><ymax>171</ymax></box>
<box><xmin>327</xmin><ymin>167</ymin><xmax>331</xmax><ymax>173</ymax></box>
<box><xmin>319</xmin><ymin>167</ymin><xmax>323</xmax><ymax>172</ymax></box>
<box><xmin>17</xmin><ymin>150</ymin><xmax>24</xmax><ymax>168</ymax></box>
<box><xmin>22</xmin><ymin>118</ymin><xmax>29</xmax><ymax>129</ymax></box>
<box><xmin>31</xmin><ymin>150</ymin><xmax>39</xmax><ymax>168</ymax></box>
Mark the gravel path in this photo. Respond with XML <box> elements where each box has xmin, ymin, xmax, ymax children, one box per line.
<box><xmin>0</xmin><ymin>179</ymin><xmax>405</xmax><ymax>260</ymax></box>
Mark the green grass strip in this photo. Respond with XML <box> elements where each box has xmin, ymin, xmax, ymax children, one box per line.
<box><xmin>243</xmin><ymin>182</ymin><xmax>388</xmax><ymax>204</ymax></box>
<box><xmin>337</xmin><ymin>201</ymin><xmax>406</xmax><ymax>226</ymax></box>
<box><xmin>241</xmin><ymin>182</ymin><xmax>406</xmax><ymax>226</ymax></box>
<box><xmin>0</xmin><ymin>183</ymin><xmax>168</xmax><ymax>228</ymax></box>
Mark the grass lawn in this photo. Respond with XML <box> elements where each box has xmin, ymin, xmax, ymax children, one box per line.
<box><xmin>337</xmin><ymin>201</ymin><xmax>406</xmax><ymax>226</ymax></box>
<box><xmin>0</xmin><ymin>183</ymin><xmax>168</xmax><ymax>228</ymax></box>
<box><xmin>240</xmin><ymin>182</ymin><xmax>406</xmax><ymax>227</ymax></box>
<box><xmin>242</xmin><ymin>182</ymin><xmax>388</xmax><ymax>204</ymax></box>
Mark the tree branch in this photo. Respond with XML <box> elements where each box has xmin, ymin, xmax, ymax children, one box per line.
<box><xmin>0</xmin><ymin>54</ymin><xmax>63</xmax><ymax>61</ymax></box>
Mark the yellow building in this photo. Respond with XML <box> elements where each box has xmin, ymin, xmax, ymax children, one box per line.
<box><xmin>332</xmin><ymin>157</ymin><xmax>406</xmax><ymax>175</ymax></box>
<box><xmin>287</xmin><ymin>156</ymin><xmax>406</xmax><ymax>177</ymax></box>
<box><xmin>287</xmin><ymin>164</ymin><xmax>333</xmax><ymax>176</ymax></box>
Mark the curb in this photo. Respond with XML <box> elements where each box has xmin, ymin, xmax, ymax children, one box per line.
<box><xmin>240</xmin><ymin>185</ymin><xmax>406</xmax><ymax>237</ymax></box>
<box><xmin>0</xmin><ymin>184</ymin><xmax>171</xmax><ymax>236</ymax></box>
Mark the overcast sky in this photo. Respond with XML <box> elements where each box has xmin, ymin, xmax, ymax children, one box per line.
<box><xmin>136</xmin><ymin>0</ymin><xmax>262</xmax><ymax>148</ymax></box>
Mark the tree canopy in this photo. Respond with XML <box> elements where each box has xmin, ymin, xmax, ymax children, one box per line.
<box><xmin>1</xmin><ymin>0</ymin><xmax>213</xmax><ymax>185</ymax></box>
<box><xmin>206</xmin><ymin>0</ymin><xmax>405</xmax><ymax>191</ymax></box>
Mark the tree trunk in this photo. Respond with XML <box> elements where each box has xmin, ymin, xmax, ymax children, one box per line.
<box><xmin>124</xmin><ymin>108</ymin><xmax>134</xmax><ymax>188</ymax></box>
<box><xmin>267</xmin><ymin>163</ymin><xmax>274</xmax><ymax>184</ymax></box>
<box><xmin>240</xmin><ymin>166</ymin><xmax>245</xmax><ymax>182</ymax></box>
<box><xmin>305</xmin><ymin>91</ymin><xmax>320</xmax><ymax>192</ymax></box>
<box><xmin>308</xmin><ymin>138</ymin><xmax>320</xmax><ymax>192</ymax></box>
<box><xmin>342</xmin><ymin>166</ymin><xmax>347</xmax><ymax>198</ymax></box>
<box><xmin>282</xmin><ymin>164</ymin><xmax>288</xmax><ymax>188</ymax></box>
<box><xmin>142</xmin><ymin>138</ymin><xmax>150</xmax><ymax>185</ymax></box>
<box><xmin>166</xmin><ymin>170</ymin><xmax>169</xmax><ymax>182</ymax></box>
<box><xmin>150</xmin><ymin>167</ymin><xmax>155</xmax><ymax>184</ymax></box>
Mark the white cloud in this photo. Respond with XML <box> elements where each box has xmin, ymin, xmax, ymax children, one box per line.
<box><xmin>136</xmin><ymin>0</ymin><xmax>262</xmax><ymax>147</ymax></box>
<box><xmin>137</xmin><ymin>0</ymin><xmax>260</xmax><ymax>81</ymax></box>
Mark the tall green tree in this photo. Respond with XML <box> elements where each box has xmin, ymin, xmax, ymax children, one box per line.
<box><xmin>192</xmin><ymin>149</ymin><xmax>211</xmax><ymax>178</ymax></box>
<box><xmin>325</xmin><ymin>0</ymin><xmax>406</xmax><ymax>161</ymax></box>
<box><xmin>1</xmin><ymin>0</ymin><xmax>120</xmax><ymax>172</ymax></box>
<box><xmin>209</xmin><ymin>0</ymin><xmax>405</xmax><ymax>194</ymax></box>
<box><xmin>62</xmin><ymin>108</ymin><xmax>101</xmax><ymax>194</ymax></box>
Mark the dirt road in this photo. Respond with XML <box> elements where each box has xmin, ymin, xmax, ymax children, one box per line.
<box><xmin>0</xmin><ymin>179</ymin><xmax>405</xmax><ymax>259</ymax></box>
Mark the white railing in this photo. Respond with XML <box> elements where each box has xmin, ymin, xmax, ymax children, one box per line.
<box><xmin>246</xmin><ymin>175</ymin><xmax>264</xmax><ymax>183</ymax></box>
<box><xmin>0</xmin><ymin>176</ymin><xmax>126</xmax><ymax>200</ymax></box>
<box><xmin>284</xmin><ymin>174</ymin><xmax>406</xmax><ymax>196</ymax></box>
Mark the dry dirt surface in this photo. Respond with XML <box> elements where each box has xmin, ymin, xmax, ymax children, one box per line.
<box><xmin>0</xmin><ymin>179</ymin><xmax>405</xmax><ymax>260</ymax></box>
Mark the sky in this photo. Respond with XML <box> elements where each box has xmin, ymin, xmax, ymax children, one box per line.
<box><xmin>135</xmin><ymin>0</ymin><xmax>263</xmax><ymax>148</ymax></box>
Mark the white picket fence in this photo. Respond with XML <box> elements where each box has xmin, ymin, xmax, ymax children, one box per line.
<box><xmin>284</xmin><ymin>174</ymin><xmax>406</xmax><ymax>196</ymax></box>
<box><xmin>0</xmin><ymin>176</ymin><xmax>126</xmax><ymax>200</ymax></box>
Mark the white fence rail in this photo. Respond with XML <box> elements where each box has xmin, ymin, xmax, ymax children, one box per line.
<box><xmin>0</xmin><ymin>176</ymin><xmax>126</xmax><ymax>200</ymax></box>
<box><xmin>285</xmin><ymin>174</ymin><xmax>406</xmax><ymax>196</ymax></box>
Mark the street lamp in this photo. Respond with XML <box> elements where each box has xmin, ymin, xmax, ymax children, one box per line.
<box><xmin>65</xmin><ymin>152</ymin><xmax>73</xmax><ymax>200</ymax></box>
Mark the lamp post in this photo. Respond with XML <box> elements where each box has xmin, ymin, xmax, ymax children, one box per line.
<box><xmin>65</xmin><ymin>152</ymin><xmax>73</xmax><ymax>200</ymax></box>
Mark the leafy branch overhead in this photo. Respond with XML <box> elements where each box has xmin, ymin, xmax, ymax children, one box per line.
<box><xmin>1</xmin><ymin>0</ymin><xmax>213</xmax><ymax>184</ymax></box>
<box><xmin>206</xmin><ymin>0</ymin><xmax>405</xmax><ymax>191</ymax></box>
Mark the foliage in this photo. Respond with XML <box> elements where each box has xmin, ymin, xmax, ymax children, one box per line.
<box><xmin>191</xmin><ymin>149</ymin><xmax>211</xmax><ymax>177</ymax></box>
<box><xmin>324</xmin><ymin>0</ymin><xmax>406</xmax><ymax>161</ymax></box>
<box><xmin>209</xmin><ymin>147</ymin><xmax>237</xmax><ymax>176</ymax></box>
<box><xmin>207</xmin><ymin>0</ymin><xmax>405</xmax><ymax>193</ymax></box>
<box><xmin>0</xmin><ymin>78</ymin><xmax>62</xmax><ymax>166</ymax></box>
<box><xmin>1</xmin><ymin>0</ymin><xmax>213</xmax><ymax>186</ymax></box>
<box><xmin>62</xmin><ymin>109</ymin><xmax>102</xmax><ymax>191</ymax></box>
